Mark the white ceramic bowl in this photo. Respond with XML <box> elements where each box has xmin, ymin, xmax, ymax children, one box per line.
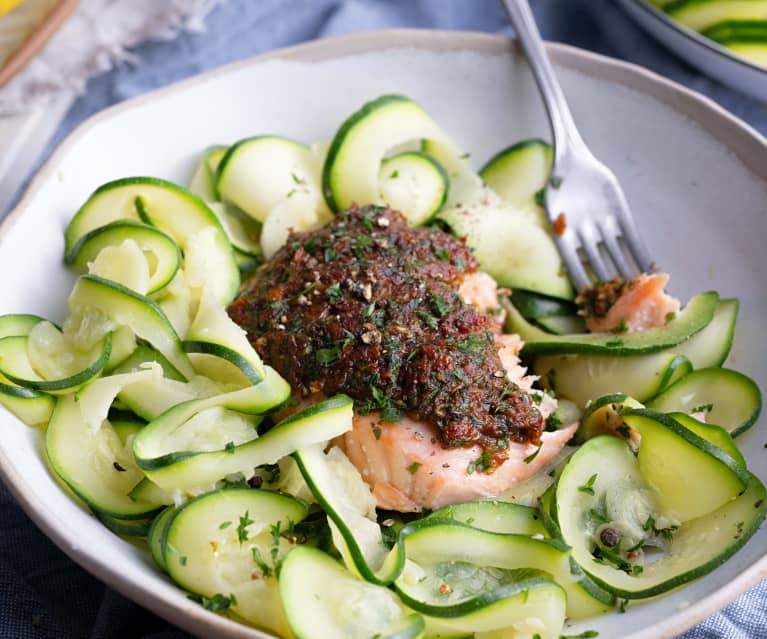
<box><xmin>2</xmin><ymin>29</ymin><xmax>767</xmax><ymax>639</ymax></box>
<box><xmin>617</xmin><ymin>0</ymin><xmax>767</xmax><ymax>102</ymax></box>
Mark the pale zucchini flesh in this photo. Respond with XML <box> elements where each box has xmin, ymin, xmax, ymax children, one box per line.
<box><xmin>280</xmin><ymin>545</ymin><xmax>423</xmax><ymax>639</ymax></box>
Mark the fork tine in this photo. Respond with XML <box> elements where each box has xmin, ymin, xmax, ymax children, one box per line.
<box><xmin>555</xmin><ymin>232</ymin><xmax>590</xmax><ymax>293</ymax></box>
<box><xmin>600</xmin><ymin>217</ymin><xmax>639</xmax><ymax>281</ymax></box>
<box><xmin>610</xmin><ymin>187</ymin><xmax>655</xmax><ymax>273</ymax></box>
<box><xmin>577</xmin><ymin>224</ymin><xmax>612</xmax><ymax>283</ymax></box>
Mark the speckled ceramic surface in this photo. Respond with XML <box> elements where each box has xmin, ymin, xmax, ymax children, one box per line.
<box><xmin>1</xmin><ymin>30</ymin><xmax>766</xmax><ymax>639</ymax></box>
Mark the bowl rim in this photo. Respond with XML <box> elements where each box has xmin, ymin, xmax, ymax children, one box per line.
<box><xmin>1</xmin><ymin>27</ymin><xmax>766</xmax><ymax>639</ymax></box>
<box><xmin>621</xmin><ymin>0</ymin><xmax>767</xmax><ymax>76</ymax></box>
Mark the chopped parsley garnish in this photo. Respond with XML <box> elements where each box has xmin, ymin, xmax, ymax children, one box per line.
<box><xmin>180</xmin><ymin>556</ymin><xmax>188</xmax><ymax>566</ymax></box>
<box><xmin>560</xmin><ymin>631</ymin><xmax>598</xmax><ymax>639</ymax></box>
<box><xmin>611</xmin><ymin>318</ymin><xmax>628</xmax><ymax>334</ymax></box>
<box><xmin>219</xmin><ymin>521</ymin><xmax>232</xmax><ymax>530</ymax></box>
<box><xmin>316</xmin><ymin>346</ymin><xmax>341</xmax><ymax>365</ymax></box>
<box><xmin>578</xmin><ymin>474</ymin><xmax>598</xmax><ymax>495</ymax></box>
<box><xmin>434</xmin><ymin>248</ymin><xmax>451</xmax><ymax>262</ymax></box>
<box><xmin>363</xmin><ymin>301</ymin><xmax>376</xmax><ymax>318</ymax></box>
<box><xmin>389</xmin><ymin>169</ymin><xmax>399</xmax><ymax>179</ymax></box>
<box><xmin>549</xmin><ymin>175</ymin><xmax>563</xmax><ymax>189</ymax></box>
<box><xmin>626</xmin><ymin>538</ymin><xmax>645</xmax><ymax>553</ymax></box>
<box><xmin>459</xmin><ymin>152</ymin><xmax>471</xmax><ymax>159</ymax></box>
<box><xmin>224</xmin><ymin>441</ymin><xmax>236</xmax><ymax>454</ymax></box>
<box><xmin>286</xmin><ymin>188</ymin><xmax>296</xmax><ymax>198</ymax></box>
<box><xmin>691</xmin><ymin>403</ymin><xmax>713</xmax><ymax>414</ymax></box>
<box><xmin>431</xmin><ymin>293</ymin><xmax>451</xmax><ymax>318</ymax></box>
<box><xmin>417</xmin><ymin>310</ymin><xmax>440</xmax><ymax>329</ymax></box>
<box><xmin>324</xmin><ymin>247</ymin><xmax>336</xmax><ymax>261</ymax></box>
<box><xmin>589</xmin><ymin>507</ymin><xmax>609</xmax><ymax>524</ymax></box>
<box><xmin>315</xmin><ymin>333</ymin><xmax>354</xmax><ymax>366</ymax></box>
<box><xmin>381</xmin><ymin>406</ymin><xmax>403</xmax><ymax>423</ymax></box>
<box><xmin>453</xmin><ymin>369</ymin><xmax>466</xmax><ymax>382</ymax></box>
<box><xmin>467</xmin><ymin>451</ymin><xmax>492</xmax><ymax>474</ymax></box>
<box><xmin>270</xmin><ymin>521</ymin><xmax>283</xmax><ymax>563</ymax></box>
<box><xmin>237</xmin><ymin>511</ymin><xmax>254</xmax><ymax>544</ymax></box>
<box><xmin>642</xmin><ymin>516</ymin><xmax>655</xmax><ymax>532</ymax></box>
<box><xmin>251</xmin><ymin>546</ymin><xmax>272</xmax><ymax>577</ymax></box>
<box><xmin>193</xmin><ymin>593</ymin><xmax>236</xmax><ymax>614</ymax></box>
<box><xmin>291</xmin><ymin>172</ymin><xmax>303</xmax><ymax>184</ymax></box>
<box><xmin>406</xmin><ymin>462</ymin><xmax>422</xmax><ymax>474</ymax></box>
<box><xmin>665</xmin><ymin>311</ymin><xmax>677</xmax><ymax>324</ymax></box>
<box><xmin>326</xmin><ymin>282</ymin><xmax>342</xmax><ymax>304</ymax></box>
<box><xmin>545</xmin><ymin>412</ymin><xmax>562</xmax><ymax>431</ymax></box>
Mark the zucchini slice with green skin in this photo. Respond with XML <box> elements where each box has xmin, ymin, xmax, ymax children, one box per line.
<box><xmin>183</xmin><ymin>288</ymin><xmax>265</xmax><ymax>385</ymax></box>
<box><xmin>135</xmin><ymin>394</ymin><xmax>352</xmax><ymax>494</ymax></box>
<box><xmin>665</xmin><ymin>0</ymin><xmax>767</xmax><ymax>32</ymax></box>
<box><xmin>394</xmin><ymin>521</ymin><xmax>612</xmax><ymax>620</ymax></box>
<box><xmin>113</xmin><ymin>343</ymin><xmax>185</xmax><ymax>381</ymax></box>
<box><xmin>0</xmin><ymin>314</ymin><xmax>45</xmax><ymax>339</ymax></box>
<box><xmin>672</xmin><ymin>297</ymin><xmax>738</xmax><ymax>367</ymax></box>
<box><xmin>162</xmin><ymin>488</ymin><xmax>307</xmax><ymax>637</ymax></box>
<box><xmin>0</xmin><ymin>332</ymin><xmax>111</xmax><ymax>395</ymax></box>
<box><xmin>65</xmin><ymin>177</ymin><xmax>239</xmax><ymax>304</ymax></box>
<box><xmin>207</xmin><ymin>202</ymin><xmax>262</xmax><ymax>258</ymax></box>
<box><xmin>94</xmin><ymin>511</ymin><xmax>154</xmax><ymax>537</ymax></box>
<box><xmin>506</xmin><ymin>291</ymin><xmax>719</xmax><ymax>356</ymax></box>
<box><xmin>133</xmin><ymin>366</ymin><xmax>290</xmax><ymax>466</ymax></box>
<box><xmin>703</xmin><ymin>19</ymin><xmax>767</xmax><ymax>44</ymax></box>
<box><xmin>119</xmin><ymin>375</ymin><xmax>207</xmax><ymax>423</ymax></box>
<box><xmin>398</xmin><ymin>567</ymin><xmax>564</xmax><ymax>639</ymax></box>
<box><xmin>259</xmin><ymin>188</ymin><xmax>333</xmax><ymax>260</ymax></box>
<box><xmin>69</xmin><ymin>274</ymin><xmax>193</xmax><ymax>380</ymax></box>
<box><xmin>534</xmin><ymin>351</ymin><xmax>691</xmax><ymax>407</ymax></box>
<box><xmin>647</xmin><ymin>368</ymin><xmax>761</xmax><ymax>436</ymax></box>
<box><xmin>104</xmin><ymin>325</ymin><xmax>137</xmax><ymax>373</ymax></box>
<box><xmin>720</xmin><ymin>41</ymin><xmax>767</xmax><ymax>66</ymax></box>
<box><xmin>280</xmin><ymin>546</ymin><xmax>425</xmax><ymax>639</ymax></box>
<box><xmin>188</xmin><ymin>145</ymin><xmax>227</xmax><ymax>202</ymax></box>
<box><xmin>0</xmin><ymin>374</ymin><xmax>55</xmax><ymax>425</ymax></box>
<box><xmin>536</xmin><ymin>314</ymin><xmax>587</xmax><ymax>335</ymax></box>
<box><xmin>509</xmin><ymin>291</ymin><xmax>585</xmax><ymax>334</ymax></box>
<box><xmin>622</xmin><ymin>409</ymin><xmax>750</xmax><ymax>522</ymax></box>
<box><xmin>377</xmin><ymin>150</ymin><xmax>449</xmax><ymax>225</ymax></box>
<box><xmin>322</xmin><ymin>95</ymin><xmax>463</xmax><ymax>215</ymax></box>
<box><xmin>667</xmin><ymin>411</ymin><xmax>747</xmax><ymax>468</ymax></box>
<box><xmin>426</xmin><ymin>500</ymin><xmax>547</xmax><ymax>537</ymax></box>
<box><xmin>509</xmin><ymin>290</ymin><xmax>577</xmax><ymax>320</ymax></box>
<box><xmin>129</xmin><ymin>477</ymin><xmax>174</xmax><ymax>508</ymax></box>
<box><xmin>575</xmin><ymin>393</ymin><xmax>644</xmax><ymax>443</ymax></box>
<box><xmin>67</xmin><ymin>221</ymin><xmax>182</xmax><ymax>294</ymax></box>
<box><xmin>557</xmin><ymin>435</ymin><xmax>767</xmax><ymax>599</ymax></box>
<box><xmin>479</xmin><ymin>138</ymin><xmax>552</xmax><ymax>211</ymax></box>
<box><xmin>46</xmin><ymin>395</ymin><xmax>162</xmax><ymax>520</ymax></box>
<box><xmin>441</xmin><ymin>204</ymin><xmax>574</xmax><ymax>300</ymax></box>
<box><xmin>216</xmin><ymin>135</ymin><xmax>323</xmax><ymax>222</ymax></box>
<box><xmin>147</xmin><ymin>504</ymin><xmax>177</xmax><ymax>572</ymax></box>
<box><xmin>293</xmin><ymin>444</ymin><xmax>406</xmax><ymax>585</ymax></box>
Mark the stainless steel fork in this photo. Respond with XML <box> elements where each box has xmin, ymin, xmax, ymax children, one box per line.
<box><xmin>501</xmin><ymin>0</ymin><xmax>654</xmax><ymax>292</ymax></box>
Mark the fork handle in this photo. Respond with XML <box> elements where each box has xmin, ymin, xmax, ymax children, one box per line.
<box><xmin>500</xmin><ymin>0</ymin><xmax>586</xmax><ymax>158</ymax></box>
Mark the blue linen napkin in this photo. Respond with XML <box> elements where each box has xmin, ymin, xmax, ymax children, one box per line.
<box><xmin>1</xmin><ymin>1</ymin><xmax>765</xmax><ymax>638</ymax></box>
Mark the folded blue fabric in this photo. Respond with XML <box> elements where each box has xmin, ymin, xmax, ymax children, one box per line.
<box><xmin>1</xmin><ymin>1</ymin><xmax>765</xmax><ymax>638</ymax></box>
